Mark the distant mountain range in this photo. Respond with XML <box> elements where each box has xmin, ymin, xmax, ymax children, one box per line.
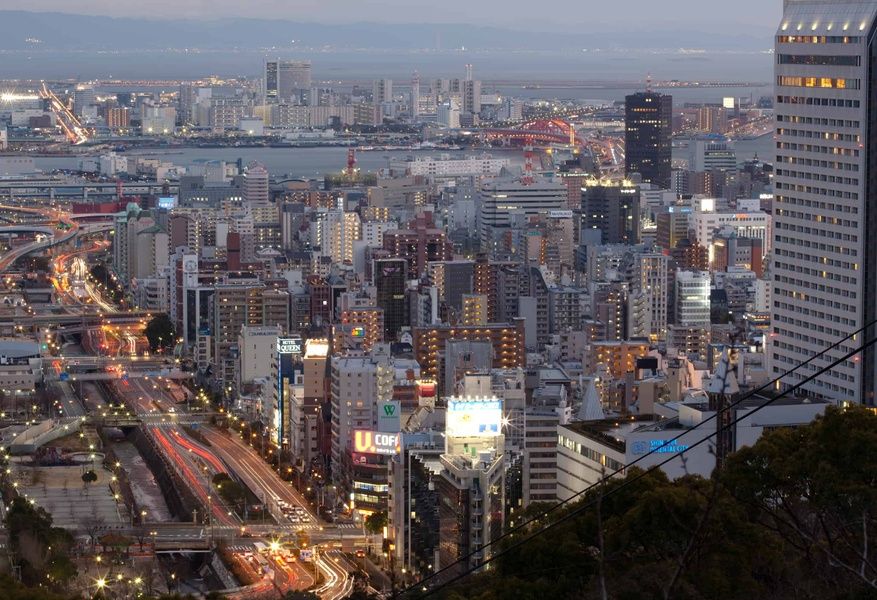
<box><xmin>0</xmin><ymin>10</ymin><xmax>773</xmax><ymax>52</ymax></box>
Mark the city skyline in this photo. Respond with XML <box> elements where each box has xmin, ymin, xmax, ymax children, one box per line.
<box><xmin>0</xmin><ymin>1</ymin><xmax>875</xmax><ymax>599</ymax></box>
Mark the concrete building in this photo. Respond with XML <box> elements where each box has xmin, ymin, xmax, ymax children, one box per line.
<box><xmin>478</xmin><ymin>176</ymin><xmax>567</xmax><ymax>252</ymax></box>
<box><xmin>238</xmin><ymin>325</ymin><xmax>281</xmax><ymax>388</ymax></box>
<box><xmin>389</xmin><ymin>155</ymin><xmax>508</xmax><ymax>179</ymax></box>
<box><xmin>329</xmin><ymin>353</ymin><xmax>394</xmax><ymax>493</ymax></box>
<box><xmin>625</xmin><ymin>91</ymin><xmax>673</xmax><ymax>189</ymax></box>
<box><xmin>265</xmin><ymin>60</ymin><xmax>312</xmax><ymax>102</ymax></box>
<box><xmin>243</xmin><ymin>162</ymin><xmax>270</xmax><ymax>208</ymax></box>
<box><xmin>412</xmin><ymin>320</ymin><xmax>527</xmax><ymax>385</ymax></box>
<box><xmin>556</xmin><ymin>396</ymin><xmax>829</xmax><ymax>499</ymax></box>
<box><xmin>772</xmin><ymin>0</ymin><xmax>875</xmax><ymax>402</ymax></box>
<box><xmin>675</xmin><ymin>270</ymin><xmax>711</xmax><ymax>328</ymax></box>
<box><xmin>687</xmin><ymin>138</ymin><xmax>737</xmax><ymax>171</ymax></box>
<box><xmin>580</xmin><ymin>180</ymin><xmax>641</xmax><ymax>244</ymax></box>
<box><xmin>523</xmin><ymin>385</ymin><xmax>570</xmax><ymax>507</ymax></box>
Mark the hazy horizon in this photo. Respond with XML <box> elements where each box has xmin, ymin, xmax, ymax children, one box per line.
<box><xmin>0</xmin><ymin>3</ymin><xmax>782</xmax><ymax>34</ymax></box>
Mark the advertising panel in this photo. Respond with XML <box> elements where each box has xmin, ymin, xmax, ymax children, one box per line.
<box><xmin>446</xmin><ymin>398</ymin><xmax>503</xmax><ymax>437</ymax></box>
<box><xmin>352</xmin><ymin>430</ymin><xmax>400</xmax><ymax>456</ymax></box>
<box><xmin>377</xmin><ymin>400</ymin><xmax>401</xmax><ymax>433</ymax></box>
<box><xmin>277</xmin><ymin>337</ymin><xmax>302</xmax><ymax>355</ymax></box>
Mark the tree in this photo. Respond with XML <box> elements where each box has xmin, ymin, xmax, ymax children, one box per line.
<box><xmin>81</xmin><ymin>469</ymin><xmax>97</xmax><ymax>486</ymax></box>
<box><xmin>364</xmin><ymin>510</ymin><xmax>388</xmax><ymax>535</ymax></box>
<box><xmin>3</xmin><ymin>498</ymin><xmax>76</xmax><ymax>589</ymax></box>
<box><xmin>721</xmin><ymin>405</ymin><xmax>877</xmax><ymax>596</ymax></box>
<box><xmin>436</xmin><ymin>406</ymin><xmax>877</xmax><ymax>600</ymax></box>
<box><xmin>144</xmin><ymin>313</ymin><xmax>176</xmax><ymax>352</ymax></box>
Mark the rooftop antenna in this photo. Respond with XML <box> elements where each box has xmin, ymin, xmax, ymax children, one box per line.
<box><xmin>646</xmin><ymin>73</ymin><xmax>652</xmax><ymax>93</ymax></box>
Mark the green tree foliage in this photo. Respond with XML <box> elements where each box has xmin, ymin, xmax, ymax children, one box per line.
<box><xmin>364</xmin><ymin>510</ymin><xmax>388</xmax><ymax>535</ymax></box>
<box><xmin>81</xmin><ymin>470</ymin><xmax>97</xmax><ymax>485</ymax></box>
<box><xmin>0</xmin><ymin>574</ymin><xmax>77</xmax><ymax>600</ymax></box>
<box><xmin>144</xmin><ymin>313</ymin><xmax>176</xmax><ymax>352</ymax></box>
<box><xmin>436</xmin><ymin>406</ymin><xmax>877</xmax><ymax>600</ymax></box>
<box><xmin>4</xmin><ymin>498</ymin><xmax>77</xmax><ymax>589</ymax></box>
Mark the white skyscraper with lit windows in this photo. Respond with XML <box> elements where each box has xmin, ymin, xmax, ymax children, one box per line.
<box><xmin>772</xmin><ymin>0</ymin><xmax>875</xmax><ymax>403</ymax></box>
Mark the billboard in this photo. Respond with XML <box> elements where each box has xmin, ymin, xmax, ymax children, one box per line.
<box><xmin>157</xmin><ymin>196</ymin><xmax>177</xmax><ymax>210</ymax></box>
<box><xmin>353</xmin><ymin>430</ymin><xmax>400</xmax><ymax>456</ymax></box>
<box><xmin>377</xmin><ymin>400</ymin><xmax>401</xmax><ymax>433</ymax></box>
<box><xmin>446</xmin><ymin>398</ymin><xmax>503</xmax><ymax>437</ymax></box>
<box><xmin>277</xmin><ymin>337</ymin><xmax>302</xmax><ymax>355</ymax></box>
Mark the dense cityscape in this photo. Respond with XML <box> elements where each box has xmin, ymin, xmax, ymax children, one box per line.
<box><xmin>0</xmin><ymin>1</ymin><xmax>873</xmax><ymax>599</ymax></box>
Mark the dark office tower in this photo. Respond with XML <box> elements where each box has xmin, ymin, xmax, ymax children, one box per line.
<box><xmin>625</xmin><ymin>91</ymin><xmax>672</xmax><ymax>189</ymax></box>
<box><xmin>375</xmin><ymin>258</ymin><xmax>409</xmax><ymax>340</ymax></box>
<box><xmin>580</xmin><ymin>181</ymin><xmax>641</xmax><ymax>245</ymax></box>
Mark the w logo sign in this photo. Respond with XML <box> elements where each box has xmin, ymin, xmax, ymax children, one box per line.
<box><xmin>384</xmin><ymin>404</ymin><xmax>396</xmax><ymax>416</ymax></box>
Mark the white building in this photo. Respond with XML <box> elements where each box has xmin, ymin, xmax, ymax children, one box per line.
<box><xmin>675</xmin><ymin>270</ymin><xmax>711</xmax><ymax>328</ymax></box>
<box><xmin>243</xmin><ymin>162</ymin><xmax>269</xmax><ymax>208</ymax></box>
<box><xmin>237</xmin><ymin>325</ymin><xmax>281</xmax><ymax>387</ymax></box>
<box><xmin>141</xmin><ymin>106</ymin><xmax>176</xmax><ymax>135</ymax></box>
<box><xmin>691</xmin><ymin>198</ymin><xmax>770</xmax><ymax>267</ymax></box>
<box><xmin>437</xmin><ymin>99</ymin><xmax>461</xmax><ymax>128</ymax></box>
<box><xmin>687</xmin><ymin>138</ymin><xmax>737</xmax><ymax>171</ymax></box>
<box><xmin>556</xmin><ymin>395</ymin><xmax>829</xmax><ymax>499</ymax></box>
<box><xmin>632</xmin><ymin>252</ymin><xmax>670</xmax><ymax>339</ymax></box>
<box><xmin>329</xmin><ymin>354</ymin><xmax>394</xmax><ymax>481</ymax></box>
<box><xmin>99</xmin><ymin>153</ymin><xmax>128</xmax><ymax>177</ymax></box>
<box><xmin>478</xmin><ymin>175</ymin><xmax>567</xmax><ymax>252</ymax></box>
<box><xmin>312</xmin><ymin>209</ymin><xmax>361</xmax><ymax>264</ymax></box>
<box><xmin>522</xmin><ymin>385</ymin><xmax>570</xmax><ymax>507</ymax></box>
<box><xmin>389</xmin><ymin>154</ymin><xmax>509</xmax><ymax>179</ymax></box>
<box><xmin>772</xmin><ymin>0</ymin><xmax>872</xmax><ymax>402</ymax></box>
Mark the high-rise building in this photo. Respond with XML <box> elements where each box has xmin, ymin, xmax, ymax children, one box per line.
<box><xmin>374</xmin><ymin>258</ymin><xmax>409</xmax><ymax>340</ymax></box>
<box><xmin>410</xmin><ymin>71</ymin><xmax>420</xmax><ymax>119</ymax></box>
<box><xmin>688</xmin><ymin>138</ymin><xmax>737</xmax><ymax>172</ymax></box>
<box><xmin>675</xmin><ymin>270</ymin><xmax>711</xmax><ymax>328</ymax></box>
<box><xmin>478</xmin><ymin>176</ymin><xmax>567</xmax><ymax>252</ymax></box>
<box><xmin>243</xmin><ymin>162</ymin><xmax>269</xmax><ymax>208</ymax></box>
<box><xmin>773</xmin><ymin>0</ymin><xmax>872</xmax><ymax>403</ymax></box>
<box><xmin>265</xmin><ymin>60</ymin><xmax>312</xmax><ymax>102</ymax></box>
<box><xmin>625</xmin><ymin>91</ymin><xmax>672</xmax><ymax>189</ymax></box>
<box><xmin>373</xmin><ymin>79</ymin><xmax>393</xmax><ymax>105</ymax></box>
<box><xmin>580</xmin><ymin>181</ymin><xmax>641</xmax><ymax>245</ymax></box>
<box><xmin>462</xmin><ymin>79</ymin><xmax>481</xmax><ymax>116</ymax></box>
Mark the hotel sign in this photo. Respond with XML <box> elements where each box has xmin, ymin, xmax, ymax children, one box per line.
<box><xmin>277</xmin><ymin>337</ymin><xmax>302</xmax><ymax>355</ymax></box>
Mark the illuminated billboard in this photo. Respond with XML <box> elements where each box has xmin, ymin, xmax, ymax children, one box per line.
<box><xmin>352</xmin><ymin>430</ymin><xmax>400</xmax><ymax>456</ymax></box>
<box><xmin>157</xmin><ymin>196</ymin><xmax>177</xmax><ymax>210</ymax></box>
<box><xmin>446</xmin><ymin>398</ymin><xmax>503</xmax><ymax>437</ymax></box>
<box><xmin>277</xmin><ymin>337</ymin><xmax>302</xmax><ymax>355</ymax></box>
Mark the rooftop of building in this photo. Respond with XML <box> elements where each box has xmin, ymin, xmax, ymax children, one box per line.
<box><xmin>561</xmin><ymin>416</ymin><xmax>660</xmax><ymax>453</ymax></box>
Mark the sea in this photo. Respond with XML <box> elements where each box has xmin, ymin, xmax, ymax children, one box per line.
<box><xmin>26</xmin><ymin>133</ymin><xmax>774</xmax><ymax>179</ymax></box>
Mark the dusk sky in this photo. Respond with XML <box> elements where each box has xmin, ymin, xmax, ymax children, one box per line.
<box><xmin>2</xmin><ymin>0</ymin><xmax>782</xmax><ymax>32</ymax></box>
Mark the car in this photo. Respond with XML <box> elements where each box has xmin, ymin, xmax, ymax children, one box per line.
<box><xmin>355</xmin><ymin>549</ymin><xmax>366</xmax><ymax>558</ymax></box>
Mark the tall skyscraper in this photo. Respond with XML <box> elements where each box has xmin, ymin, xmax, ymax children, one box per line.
<box><xmin>410</xmin><ymin>71</ymin><xmax>421</xmax><ymax>119</ymax></box>
<box><xmin>243</xmin><ymin>162</ymin><xmax>269</xmax><ymax>208</ymax></box>
<box><xmin>624</xmin><ymin>91</ymin><xmax>672</xmax><ymax>189</ymax></box>
<box><xmin>265</xmin><ymin>60</ymin><xmax>312</xmax><ymax>102</ymax></box>
<box><xmin>373</xmin><ymin>79</ymin><xmax>393</xmax><ymax>105</ymax></box>
<box><xmin>773</xmin><ymin>0</ymin><xmax>874</xmax><ymax>404</ymax></box>
<box><xmin>375</xmin><ymin>258</ymin><xmax>409</xmax><ymax>340</ymax></box>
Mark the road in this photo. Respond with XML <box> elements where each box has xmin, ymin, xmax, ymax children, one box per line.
<box><xmin>114</xmin><ymin>376</ymin><xmax>241</xmax><ymax>528</ymax></box>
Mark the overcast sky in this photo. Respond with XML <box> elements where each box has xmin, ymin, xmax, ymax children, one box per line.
<box><xmin>3</xmin><ymin>0</ymin><xmax>782</xmax><ymax>32</ymax></box>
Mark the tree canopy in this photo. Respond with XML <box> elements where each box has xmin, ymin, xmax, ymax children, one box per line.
<box><xmin>434</xmin><ymin>406</ymin><xmax>877</xmax><ymax>600</ymax></box>
<box><xmin>144</xmin><ymin>313</ymin><xmax>176</xmax><ymax>352</ymax></box>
